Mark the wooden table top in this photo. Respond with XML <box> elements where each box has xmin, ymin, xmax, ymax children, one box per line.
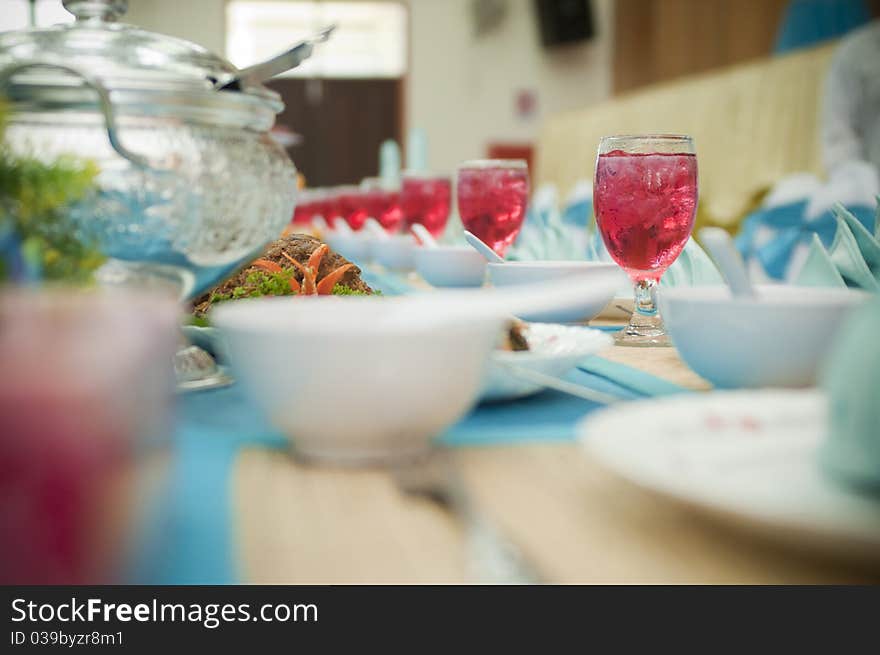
<box><xmin>231</xmin><ymin>333</ymin><xmax>878</xmax><ymax>584</ymax></box>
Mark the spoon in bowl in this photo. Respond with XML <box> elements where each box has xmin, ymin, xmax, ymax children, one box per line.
<box><xmin>464</xmin><ymin>230</ymin><xmax>505</xmax><ymax>264</ymax></box>
<box><xmin>410</xmin><ymin>223</ymin><xmax>439</xmax><ymax>248</ymax></box>
<box><xmin>365</xmin><ymin>218</ymin><xmax>390</xmax><ymax>240</ymax></box>
<box><xmin>312</xmin><ymin>215</ymin><xmax>331</xmax><ymax>235</ymax></box>
<box><xmin>334</xmin><ymin>219</ymin><xmax>354</xmax><ymax>237</ymax></box>
<box><xmin>699</xmin><ymin>227</ymin><xmax>756</xmax><ymax>298</ymax></box>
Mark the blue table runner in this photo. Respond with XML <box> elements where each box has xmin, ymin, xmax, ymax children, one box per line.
<box><xmin>150</xmin><ymin>266</ymin><xmax>689</xmax><ymax>582</ymax></box>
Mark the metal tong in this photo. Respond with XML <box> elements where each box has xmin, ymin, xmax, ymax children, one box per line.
<box><xmin>214</xmin><ymin>24</ymin><xmax>336</xmax><ymax>91</ymax></box>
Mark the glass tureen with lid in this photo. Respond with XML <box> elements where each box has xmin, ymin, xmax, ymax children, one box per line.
<box><xmin>0</xmin><ymin>0</ymin><xmax>307</xmax><ymax>297</ymax></box>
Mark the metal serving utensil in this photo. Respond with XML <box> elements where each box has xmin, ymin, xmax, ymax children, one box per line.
<box><xmin>392</xmin><ymin>451</ymin><xmax>543</xmax><ymax>584</ymax></box>
<box><xmin>214</xmin><ymin>25</ymin><xmax>337</xmax><ymax>91</ymax></box>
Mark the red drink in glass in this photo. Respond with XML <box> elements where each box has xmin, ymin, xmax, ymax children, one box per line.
<box><xmin>594</xmin><ymin>150</ymin><xmax>697</xmax><ymax>282</ymax></box>
<box><xmin>292</xmin><ymin>191</ymin><xmax>317</xmax><ymax>225</ymax></box>
<box><xmin>457</xmin><ymin>160</ymin><xmax>529</xmax><ymax>257</ymax></box>
<box><xmin>361</xmin><ymin>188</ymin><xmax>404</xmax><ymax>233</ymax></box>
<box><xmin>338</xmin><ymin>187</ymin><xmax>368</xmax><ymax>231</ymax></box>
<box><xmin>593</xmin><ymin>135</ymin><xmax>697</xmax><ymax>347</ymax></box>
<box><xmin>321</xmin><ymin>189</ymin><xmax>343</xmax><ymax>226</ymax></box>
<box><xmin>401</xmin><ymin>174</ymin><xmax>452</xmax><ymax>238</ymax></box>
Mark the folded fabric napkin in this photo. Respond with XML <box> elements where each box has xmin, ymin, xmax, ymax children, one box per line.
<box><xmin>508</xmin><ymin>184</ymin><xmax>589</xmax><ymax>261</ymax></box>
<box><xmin>795</xmin><ymin>201</ymin><xmax>880</xmax><ymax>291</ymax></box>
<box><xmin>737</xmin><ymin>162</ymin><xmax>879</xmax><ymax>281</ymax></box>
<box><xmin>820</xmin><ymin>297</ymin><xmax>880</xmax><ymax>490</ymax></box>
<box><xmin>660</xmin><ymin>237</ymin><xmax>725</xmax><ymax>287</ymax></box>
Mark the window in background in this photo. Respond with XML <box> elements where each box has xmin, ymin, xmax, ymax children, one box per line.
<box><xmin>225</xmin><ymin>1</ymin><xmax>407</xmax><ymax>78</ymax></box>
<box><xmin>0</xmin><ymin>0</ymin><xmax>75</xmax><ymax>31</ymax></box>
<box><xmin>226</xmin><ymin>2</ymin><xmax>407</xmax><ymax>187</ymax></box>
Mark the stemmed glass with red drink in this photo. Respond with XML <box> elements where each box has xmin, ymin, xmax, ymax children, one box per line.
<box><xmin>593</xmin><ymin>135</ymin><xmax>698</xmax><ymax>346</ymax></box>
<box><xmin>456</xmin><ymin>160</ymin><xmax>529</xmax><ymax>257</ymax></box>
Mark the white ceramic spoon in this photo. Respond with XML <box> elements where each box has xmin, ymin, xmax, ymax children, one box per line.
<box><xmin>699</xmin><ymin>227</ymin><xmax>756</xmax><ymax>299</ymax></box>
<box><xmin>334</xmin><ymin>218</ymin><xmax>354</xmax><ymax>236</ymax></box>
<box><xmin>365</xmin><ymin>218</ymin><xmax>390</xmax><ymax>240</ymax></box>
<box><xmin>464</xmin><ymin>230</ymin><xmax>505</xmax><ymax>264</ymax></box>
<box><xmin>410</xmin><ymin>223</ymin><xmax>439</xmax><ymax>248</ymax></box>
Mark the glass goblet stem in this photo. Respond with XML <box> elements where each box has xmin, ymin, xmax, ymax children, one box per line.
<box><xmin>617</xmin><ymin>278</ymin><xmax>668</xmax><ymax>346</ymax></box>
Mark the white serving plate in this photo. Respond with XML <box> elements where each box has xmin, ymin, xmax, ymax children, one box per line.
<box><xmin>579</xmin><ymin>389</ymin><xmax>880</xmax><ymax>565</ymax></box>
<box><xmin>482</xmin><ymin>323</ymin><xmax>612</xmax><ymax>402</ymax></box>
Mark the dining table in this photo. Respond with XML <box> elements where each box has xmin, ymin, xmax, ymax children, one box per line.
<box><xmin>193</xmin><ymin>313</ymin><xmax>875</xmax><ymax>586</ymax></box>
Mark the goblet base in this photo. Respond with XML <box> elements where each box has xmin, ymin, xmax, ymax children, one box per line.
<box><xmin>614</xmin><ymin>277</ymin><xmax>673</xmax><ymax>347</ymax></box>
<box><xmin>613</xmin><ymin>324</ymin><xmax>671</xmax><ymax>347</ymax></box>
<box><xmin>614</xmin><ymin>303</ymin><xmax>672</xmax><ymax>347</ymax></box>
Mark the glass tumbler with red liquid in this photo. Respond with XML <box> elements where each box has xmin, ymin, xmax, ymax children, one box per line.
<box><xmin>401</xmin><ymin>173</ymin><xmax>452</xmax><ymax>239</ymax></box>
<box><xmin>593</xmin><ymin>135</ymin><xmax>698</xmax><ymax>346</ymax></box>
<box><xmin>456</xmin><ymin>160</ymin><xmax>529</xmax><ymax>257</ymax></box>
<box><xmin>359</xmin><ymin>179</ymin><xmax>404</xmax><ymax>233</ymax></box>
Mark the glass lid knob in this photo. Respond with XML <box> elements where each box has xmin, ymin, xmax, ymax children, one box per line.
<box><xmin>62</xmin><ymin>0</ymin><xmax>129</xmax><ymax>22</ymax></box>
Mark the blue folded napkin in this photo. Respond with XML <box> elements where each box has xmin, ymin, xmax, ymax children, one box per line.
<box><xmin>508</xmin><ymin>184</ymin><xmax>589</xmax><ymax>261</ymax></box>
<box><xmin>736</xmin><ymin>163</ymin><xmax>878</xmax><ymax>281</ymax></box>
<box><xmin>821</xmin><ymin>297</ymin><xmax>880</xmax><ymax>490</ymax></box>
<box><xmin>660</xmin><ymin>238</ymin><xmax>725</xmax><ymax>287</ymax></box>
<box><xmin>795</xmin><ymin>202</ymin><xmax>880</xmax><ymax>291</ymax></box>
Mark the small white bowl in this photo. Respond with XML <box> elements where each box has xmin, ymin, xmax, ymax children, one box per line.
<box><xmin>415</xmin><ymin>246</ymin><xmax>486</xmax><ymax>288</ymax></box>
<box><xmin>659</xmin><ymin>285</ymin><xmax>870</xmax><ymax>389</ymax></box>
<box><xmin>374</xmin><ymin>234</ymin><xmax>416</xmax><ymax>272</ymax></box>
<box><xmin>324</xmin><ymin>232</ymin><xmax>371</xmax><ymax>266</ymax></box>
<box><xmin>487</xmin><ymin>261</ymin><xmax>622</xmax><ymax>323</ymax></box>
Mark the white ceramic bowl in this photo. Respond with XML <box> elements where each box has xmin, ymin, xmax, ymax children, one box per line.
<box><xmin>374</xmin><ymin>234</ymin><xmax>416</xmax><ymax>272</ymax></box>
<box><xmin>659</xmin><ymin>285</ymin><xmax>869</xmax><ymax>389</ymax></box>
<box><xmin>415</xmin><ymin>246</ymin><xmax>486</xmax><ymax>288</ymax></box>
<box><xmin>487</xmin><ymin>261</ymin><xmax>622</xmax><ymax>322</ymax></box>
<box><xmin>212</xmin><ymin>295</ymin><xmax>505</xmax><ymax>464</ymax></box>
<box><xmin>212</xmin><ymin>272</ymin><xmax>626</xmax><ymax>464</ymax></box>
<box><xmin>324</xmin><ymin>232</ymin><xmax>371</xmax><ymax>266</ymax></box>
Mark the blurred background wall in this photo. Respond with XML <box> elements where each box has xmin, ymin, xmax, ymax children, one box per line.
<box><xmin>124</xmin><ymin>0</ymin><xmax>613</xmax><ymax>179</ymax></box>
<box><xmin>6</xmin><ymin>0</ymin><xmax>875</xmax><ymax>185</ymax></box>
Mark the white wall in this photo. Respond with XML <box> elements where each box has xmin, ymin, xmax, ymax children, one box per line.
<box><xmin>122</xmin><ymin>0</ymin><xmax>613</xmax><ymax>173</ymax></box>
<box><xmin>125</xmin><ymin>0</ymin><xmax>226</xmax><ymax>54</ymax></box>
<box><xmin>407</xmin><ymin>0</ymin><xmax>613</xmax><ymax>174</ymax></box>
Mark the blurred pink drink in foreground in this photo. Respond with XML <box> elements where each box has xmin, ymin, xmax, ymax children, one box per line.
<box><xmin>0</xmin><ymin>290</ymin><xmax>178</xmax><ymax>584</ymax></box>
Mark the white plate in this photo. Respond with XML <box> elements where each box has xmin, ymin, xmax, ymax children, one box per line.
<box><xmin>481</xmin><ymin>323</ymin><xmax>612</xmax><ymax>402</ymax></box>
<box><xmin>579</xmin><ymin>390</ymin><xmax>880</xmax><ymax>565</ymax></box>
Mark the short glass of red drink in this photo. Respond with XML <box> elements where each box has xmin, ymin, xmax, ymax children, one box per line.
<box><xmin>456</xmin><ymin>160</ymin><xmax>529</xmax><ymax>257</ymax></box>
<box><xmin>401</xmin><ymin>172</ymin><xmax>452</xmax><ymax>239</ymax></box>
